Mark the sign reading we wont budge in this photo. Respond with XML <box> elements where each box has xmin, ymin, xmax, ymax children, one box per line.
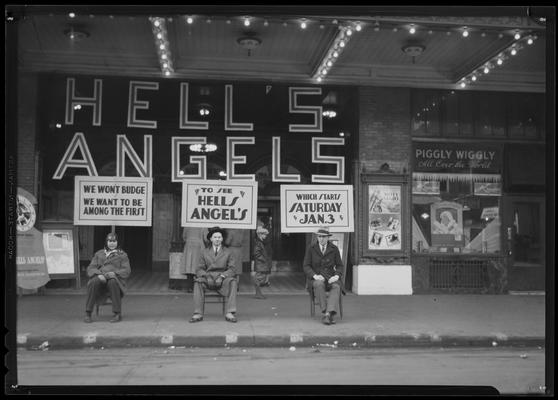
<box><xmin>74</xmin><ymin>176</ymin><xmax>153</xmax><ymax>226</ymax></box>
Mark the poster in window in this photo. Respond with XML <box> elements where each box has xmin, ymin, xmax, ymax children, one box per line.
<box><xmin>430</xmin><ymin>201</ymin><xmax>464</xmax><ymax>247</ymax></box>
<box><xmin>368</xmin><ymin>185</ymin><xmax>402</xmax><ymax>250</ymax></box>
<box><xmin>42</xmin><ymin>229</ymin><xmax>76</xmax><ymax>274</ymax></box>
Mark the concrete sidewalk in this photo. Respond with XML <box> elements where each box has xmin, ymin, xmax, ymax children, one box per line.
<box><xmin>13</xmin><ymin>293</ymin><xmax>546</xmax><ymax>349</ymax></box>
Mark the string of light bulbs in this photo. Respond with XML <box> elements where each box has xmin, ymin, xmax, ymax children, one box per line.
<box><xmin>149</xmin><ymin>17</ymin><xmax>174</xmax><ymax>77</ymax></box>
<box><xmin>456</xmin><ymin>31</ymin><xmax>539</xmax><ymax>88</ymax></box>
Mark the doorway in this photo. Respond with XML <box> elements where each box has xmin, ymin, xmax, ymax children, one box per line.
<box><xmin>256</xmin><ymin>200</ymin><xmax>306</xmax><ymax>273</ymax></box>
<box><xmin>502</xmin><ymin>196</ymin><xmax>545</xmax><ymax>291</ymax></box>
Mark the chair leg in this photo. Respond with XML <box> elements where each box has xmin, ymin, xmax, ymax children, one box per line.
<box><xmin>95</xmin><ymin>304</ymin><xmax>100</xmax><ymax>316</ymax></box>
<box><xmin>309</xmin><ymin>289</ymin><xmax>315</xmax><ymax>317</ymax></box>
<box><xmin>339</xmin><ymin>294</ymin><xmax>343</xmax><ymax>320</ymax></box>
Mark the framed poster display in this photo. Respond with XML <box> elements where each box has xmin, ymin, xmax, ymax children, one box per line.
<box><xmin>361</xmin><ymin>173</ymin><xmax>409</xmax><ymax>257</ymax></box>
<box><xmin>41</xmin><ymin>221</ymin><xmax>81</xmax><ymax>288</ymax></box>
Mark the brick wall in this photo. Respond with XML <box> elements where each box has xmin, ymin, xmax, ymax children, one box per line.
<box><xmin>355</xmin><ymin>86</ymin><xmax>412</xmax><ymax>265</ymax></box>
<box><xmin>358</xmin><ymin>86</ymin><xmax>411</xmax><ymax>173</ymax></box>
<box><xmin>17</xmin><ymin>73</ymin><xmax>38</xmax><ymax>196</ymax></box>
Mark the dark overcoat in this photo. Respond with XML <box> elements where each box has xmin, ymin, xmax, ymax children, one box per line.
<box><xmin>86</xmin><ymin>249</ymin><xmax>131</xmax><ymax>294</ymax></box>
<box><xmin>303</xmin><ymin>241</ymin><xmax>344</xmax><ymax>284</ymax></box>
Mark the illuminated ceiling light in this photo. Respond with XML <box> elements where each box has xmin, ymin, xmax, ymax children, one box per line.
<box><xmin>510</xmin><ymin>48</ymin><xmax>517</xmax><ymax>56</ymax></box>
<box><xmin>346</xmin><ymin>28</ymin><xmax>353</xmax><ymax>36</ymax></box>
<box><xmin>497</xmin><ymin>57</ymin><xmax>503</xmax><ymax>65</ymax></box>
<box><xmin>326</xmin><ymin>60</ymin><xmax>333</xmax><ymax>67</ymax></box>
<box><xmin>421</xmin><ymin>213</ymin><xmax>429</xmax><ymax>220</ymax></box>
<box><xmin>483</xmin><ymin>66</ymin><xmax>490</xmax><ymax>74</ymax></box>
<box><xmin>263</xmin><ymin>20</ymin><xmax>269</xmax><ymax>27</ymax></box>
<box><xmin>190</xmin><ymin>143</ymin><xmax>217</xmax><ymax>153</ymax></box>
<box><xmin>156</xmin><ymin>32</ymin><xmax>162</xmax><ymax>39</ymax></box>
<box><xmin>164</xmin><ymin>70</ymin><xmax>171</xmax><ymax>76</ymax></box>
<box><xmin>339</xmin><ymin>40</ymin><xmax>345</xmax><ymax>47</ymax></box>
<box><xmin>64</xmin><ymin>27</ymin><xmax>90</xmax><ymax>41</ymax></box>
<box><xmin>300</xmin><ymin>20</ymin><xmax>307</xmax><ymax>29</ymax></box>
<box><xmin>514</xmin><ymin>31</ymin><xmax>521</xmax><ymax>40</ymax></box>
<box><xmin>409</xmin><ymin>25</ymin><xmax>416</xmax><ymax>34</ymax></box>
<box><xmin>316</xmin><ymin>76</ymin><xmax>322</xmax><ymax>83</ymax></box>
<box><xmin>332</xmin><ymin>50</ymin><xmax>339</xmax><ymax>58</ymax></box>
<box><xmin>460</xmin><ymin>81</ymin><xmax>466</xmax><ymax>88</ymax></box>
<box><xmin>322</xmin><ymin>68</ymin><xmax>328</xmax><ymax>75</ymax></box>
<box><xmin>355</xmin><ymin>22</ymin><xmax>362</xmax><ymax>31</ymax></box>
<box><xmin>322</xmin><ymin>109</ymin><xmax>337</xmax><ymax>119</ymax></box>
<box><xmin>68</xmin><ymin>12</ymin><xmax>76</xmax><ymax>18</ymax></box>
<box><xmin>186</xmin><ymin>16</ymin><xmax>193</xmax><ymax>24</ymax></box>
<box><xmin>462</xmin><ymin>27</ymin><xmax>469</xmax><ymax>37</ymax></box>
<box><xmin>244</xmin><ymin>17</ymin><xmax>251</xmax><ymax>27</ymax></box>
<box><xmin>527</xmin><ymin>37</ymin><xmax>534</xmax><ymax>45</ymax></box>
<box><xmin>471</xmin><ymin>75</ymin><xmax>477</xmax><ymax>81</ymax></box>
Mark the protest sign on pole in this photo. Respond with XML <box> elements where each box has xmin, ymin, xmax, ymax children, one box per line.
<box><xmin>280</xmin><ymin>184</ymin><xmax>354</xmax><ymax>233</ymax></box>
<box><xmin>74</xmin><ymin>176</ymin><xmax>153</xmax><ymax>226</ymax></box>
<box><xmin>181</xmin><ymin>180</ymin><xmax>258</xmax><ymax>229</ymax></box>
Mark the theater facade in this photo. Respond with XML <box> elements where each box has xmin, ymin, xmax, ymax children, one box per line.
<box><xmin>12</xmin><ymin>9</ymin><xmax>550</xmax><ymax>295</ymax></box>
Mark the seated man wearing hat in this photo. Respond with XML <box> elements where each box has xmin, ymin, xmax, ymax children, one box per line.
<box><xmin>189</xmin><ymin>226</ymin><xmax>239</xmax><ymax>323</ymax></box>
<box><xmin>303</xmin><ymin>226</ymin><xmax>344</xmax><ymax>325</ymax></box>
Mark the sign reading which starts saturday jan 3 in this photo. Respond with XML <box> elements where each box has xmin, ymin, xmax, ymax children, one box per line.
<box><xmin>181</xmin><ymin>180</ymin><xmax>258</xmax><ymax>229</ymax></box>
<box><xmin>280</xmin><ymin>185</ymin><xmax>354</xmax><ymax>233</ymax></box>
<box><xmin>74</xmin><ymin>176</ymin><xmax>153</xmax><ymax>226</ymax></box>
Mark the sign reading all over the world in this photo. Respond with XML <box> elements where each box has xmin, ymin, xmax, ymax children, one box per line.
<box><xmin>181</xmin><ymin>180</ymin><xmax>258</xmax><ymax>229</ymax></box>
<box><xmin>74</xmin><ymin>176</ymin><xmax>153</xmax><ymax>226</ymax></box>
<box><xmin>280</xmin><ymin>185</ymin><xmax>354</xmax><ymax>233</ymax></box>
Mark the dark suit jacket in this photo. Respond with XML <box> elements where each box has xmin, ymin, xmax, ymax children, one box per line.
<box><xmin>196</xmin><ymin>246</ymin><xmax>237</xmax><ymax>280</ymax></box>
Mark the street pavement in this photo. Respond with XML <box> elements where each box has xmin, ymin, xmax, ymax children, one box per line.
<box><xmin>12</xmin><ymin>292</ymin><xmax>546</xmax><ymax>350</ymax></box>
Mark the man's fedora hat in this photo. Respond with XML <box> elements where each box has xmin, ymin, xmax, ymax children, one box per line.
<box><xmin>316</xmin><ymin>227</ymin><xmax>332</xmax><ymax>236</ymax></box>
<box><xmin>207</xmin><ymin>226</ymin><xmax>227</xmax><ymax>241</ymax></box>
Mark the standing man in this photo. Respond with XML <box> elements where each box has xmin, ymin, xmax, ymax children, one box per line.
<box><xmin>303</xmin><ymin>226</ymin><xmax>344</xmax><ymax>325</ymax></box>
<box><xmin>252</xmin><ymin>226</ymin><xmax>272</xmax><ymax>299</ymax></box>
<box><xmin>189</xmin><ymin>227</ymin><xmax>238</xmax><ymax>323</ymax></box>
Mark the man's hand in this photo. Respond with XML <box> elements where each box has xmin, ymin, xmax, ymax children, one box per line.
<box><xmin>105</xmin><ymin>271</ymin><xmax>116</xmax><ymax>279</ymax></box>
<box><xmin>313</xmin><ymin>274</ymin><xmax>325</xmax><ymax>281</ymax></box>
<box><xmin>214</xmin><ymin>274</ymin><xmax>225</xmax><ymax>288</ymax></box>
<box><xmin>97</xmin><ymin>274</ymin><xmax>107</xmax><ymax>283</ymax></box>
<box><xmin>328</xmin><ymin>275</ymin><xmax>339</xmax><ymax>284</ymax></box>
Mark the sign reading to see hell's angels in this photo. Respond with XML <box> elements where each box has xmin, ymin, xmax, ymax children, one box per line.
<box><xmin>74</xmin><ymin>176</ymin><xmax>153</xmax><ymax>226</ymax></box>
<box><xmin>280</xmin><ymin>185</ymin><xmax>354</xmax><ymax>233</ymax></box>
<box><xmin>182</xmin><ymin>180</ymin><xmax>258</xmax><ymax>229</ymax></box>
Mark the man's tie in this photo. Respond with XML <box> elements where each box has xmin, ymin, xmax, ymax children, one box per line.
<box><xmin>321</xmin><ymin>245</ymin><xmax>326</xmax><ymax>254</ymax></box>
<box><xmin>214</xmin><ymin>247</ymin><xmax>219</xmax><ymax>256</ymax></box>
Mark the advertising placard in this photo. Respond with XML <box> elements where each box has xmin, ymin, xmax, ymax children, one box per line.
<box><xmin>368</xmin><ymin>185</ymin><xmax>402</xmax><ymax>250</ymax></box>
<box><xmin>280</xmin><ymin>185</ymin><xmax>354</xmax><ymax>233</ymax></box>
<box><xmin>181</xmin><ymin>180</ymin><xmax>258</xmax><ymax>229</ymax></box>
<box><xmin>74</xmin><ymin>176</ymin><xmax>153</xmax><ymax>226</ymax></box>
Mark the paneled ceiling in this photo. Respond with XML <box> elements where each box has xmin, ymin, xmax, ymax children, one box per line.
<box><xmin>9</xmin><ymin>5</ymin><xmax>551</xmax><ymax>92</ymax></box>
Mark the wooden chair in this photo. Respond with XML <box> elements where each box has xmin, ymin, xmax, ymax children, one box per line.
<box><xmin>95</xmin><ymin>294</ymin><xmax>112</xmax><ymax>316</ymax></box>
<box><xmin>199</xmin><ymin>277</ymin><xmax>239</xmax><ymax>315</ymax></box>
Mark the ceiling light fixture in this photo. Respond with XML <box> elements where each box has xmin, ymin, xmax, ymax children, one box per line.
<box><xmin>64</xmin><ymin>26</ymin><xmax>90</xmax><ymax>41</ymax></box>
<box><xmin>237</xmin><ymin>35</ymin><xmax>262</xmax><ymax>56</ymax></box>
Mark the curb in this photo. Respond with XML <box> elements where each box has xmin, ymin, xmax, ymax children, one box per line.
<box><xmin>17</xmin><ymin>335</ymin><xmax>546</xmax><ymax>350</ymax></box>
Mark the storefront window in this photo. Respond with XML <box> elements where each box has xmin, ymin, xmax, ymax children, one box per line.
<box><xmin>412</xmin><ymin>178</ymin><xmax>501</xmax><ymax>254</ymax></box>
<box><xmin>412</xmin><ymin>142</ymin><xmax>502</xmax><ymax>255</ymax></box>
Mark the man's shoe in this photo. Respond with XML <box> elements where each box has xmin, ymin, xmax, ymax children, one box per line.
<box><xmin>328</xmin><ymin>313</ymin><xmax>336</xmax><ymax>325</ymax></box>
<box><xmin>109</xmin><ymin>313</ymin><xmax>122</xmax><ymax>323</ymax></box>
<box><xmin>225</xmin><ymin>312</ymin><xmax>237</xmax><ymax>323</ymax></box>
<box><xmin>322</xmin><ymin>314</ymin><xmax>331</xmax><ymax>325</ymax></box>
<box><xmin>189</xmin><ymin>314</ymin><xmax>203</xmax><ymax>323</ymax></box>
<box><xmin>84</xmin><ymin>314</ymin><xmax>92</xmax><ymax>323</ymax></box>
